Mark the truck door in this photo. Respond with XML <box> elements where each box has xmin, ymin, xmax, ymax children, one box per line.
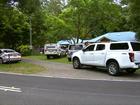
<box><xmin>93</xmin><ymin>44</ymin><xmax>106</xmax><ymax>66</ymax></box>
<box><xmin>82</xmin><ymin>44</ymin><xmax>95</xmax><ymax>65</ymax></box>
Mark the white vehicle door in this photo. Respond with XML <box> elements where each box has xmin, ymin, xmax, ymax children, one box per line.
<box><xmin>93</xmin><ymin>44</ymin><xmax>106</xmax><ymax>66</ymax></box>
<box><xmin>81</xmin><ymin>44</ymin><xmax>95</xmax><ymax>65</ymax></box>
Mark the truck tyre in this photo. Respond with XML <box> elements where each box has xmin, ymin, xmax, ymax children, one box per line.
<box><xmin>107</xmin><ymin>61</ymin><xmax>120</xmax><ymax>76</ymax></box>
<box><xmin>73</xmin><ymin>57</ymin><xmax>81</xmax><ymax>69</ymax></box>
<box><xmin>47</xmin><ymin>55</ymin><xmax>50</xmax><ymax>59</ymax></box>
<box><xmin>0</xmin><ymin>58</ymin><xmax>3</xmax><ymax>64</ymax></box>
<box><xmin>68</xmin><ymin>58</ymin><xmax>71</xmax><ymax>62</ymax></box>
<box><xmin>126</xmin><ymin>69</ymin><xmax>136</xmax><ymax>74</ymax></box>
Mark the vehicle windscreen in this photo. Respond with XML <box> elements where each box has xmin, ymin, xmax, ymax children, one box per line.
<box><xmin>3</xmin><ymin>50</ymin><xmax>15</xmax><ymax>53</ymax></box>
<box><xmin>46</xmin><ymin>46</ymin><xmax>56</xmax><ymax>49</ymax></box>
<box><xmin>69</xmin><ymin>45</ymin><xmax>83</xmax><ymax>50</ymax></box>
<box><xmin>131</xmin><ymin>42</ymin><xmax>140</xmax><ymax>51</ymax></box>
<box><xmin>75</xmin><ymin>45</ymin><xmax>83</xmax><ymax>50</ymax></box>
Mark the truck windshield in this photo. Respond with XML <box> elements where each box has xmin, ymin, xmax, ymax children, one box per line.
<box><xmin>69</xmin><ymin>45</ymin><xmax>83</xmax><ymax>50</ymax></box>
<box><xmin>131</xmin><ymin>42</ymin><xmax>140</xmax><ymax>51</ymax></box>
<box><xmin>46</xmin><ymin>46</ymin><xmax>56</xmax><ymax>48</ymax></box>
<box><xmin>3</xmin><ymin>50</ymin><xmax>15</xmax><ymax>53</ymax></box>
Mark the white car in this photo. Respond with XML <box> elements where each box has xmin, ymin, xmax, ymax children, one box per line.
<box><xmin>0</xmin><ymin>49</ymin><xmax>21</xmax><ymax>64</ymax></box>
<box><xmin>72</xmin><ymin>41</ymin><xmax>140</xmax><ymax>76</ymax></box>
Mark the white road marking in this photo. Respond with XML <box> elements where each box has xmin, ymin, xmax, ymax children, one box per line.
<box><xmin>0</xmin><ymin>86</ymin><xmax>22</xmax><ymax>92</ymax></box>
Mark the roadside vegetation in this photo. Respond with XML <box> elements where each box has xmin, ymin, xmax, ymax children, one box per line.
<box><xmin>0</xmin><ymin>0</ymin><xmax>140</xmax><ymax>49</ymax></box>
<box><xmin>0</xmin><ymin>62</ymin><xmax>46</xmax><ymax>74</ymax></box>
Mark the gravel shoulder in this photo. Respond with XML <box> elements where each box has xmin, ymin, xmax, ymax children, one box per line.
<box><xmin>22</xmin><ymin>58</ymin><xmax>140</xmax><ymax>81</ymax></box>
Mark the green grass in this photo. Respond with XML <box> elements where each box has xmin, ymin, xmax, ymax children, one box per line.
<box><xmin>0</xmin><ymin>62</ymin><xmax>46</xmax><ymax>74</ymax></box>
<box><xmin>47</xmin><ymin>57</ymin><xmax>71</xmax><ymax>64</ymax></box>
<box><xmin>25</xmin><ymin>55</ymin><xmax>46</xmax><ymax>60</ymax></box>
<box><xmin>24</xmin><ymin>55</ymin><xmax>71</xmax><ymax>64</ymax></box>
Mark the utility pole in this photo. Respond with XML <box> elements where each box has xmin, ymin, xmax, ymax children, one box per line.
<box><xmin>29</xmin><ymin>16</ymin><xmax>33</xmax><ymax>50</ymax></box>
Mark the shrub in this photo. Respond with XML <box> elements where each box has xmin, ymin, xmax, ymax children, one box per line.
<box><xmin>17</xmin><ymin>45</ymin><xmax>31</xmax><ymax>56</ymax></box>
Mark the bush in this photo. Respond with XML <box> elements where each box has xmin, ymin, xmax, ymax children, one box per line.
<box><xmin>17</xmin><ymin>45</ymin><xmax>31</xmax><ymax>56</ymax></box>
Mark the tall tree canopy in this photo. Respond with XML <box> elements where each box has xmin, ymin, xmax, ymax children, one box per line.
<box><xmin>129</xmin><ymin>0</ymin><xmax>140</xmax><ymax>38</ymax></box>
<box><xmin>0</xmin><ymin>0</ymin><xmax>139</xmax><ymax>48</ymax></box>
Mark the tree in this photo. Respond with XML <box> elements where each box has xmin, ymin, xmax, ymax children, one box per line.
<box><xmin>0</xmin><ymin>7</ymin><xmax>29</xmax><ymax>48</ymax></box>
<box><xmin>129</xmin><ymin>0</ymin><xmax>140</xmax><ymax>39</ymax></box>
<box><xmin>59</xmin><ymin>0</ymin><xmax>124</xmax><ymax>43</ymax></box>
<box><xmin>17</xmin><ymin>0</ymin><xmax>41</xmax><ymax>14</ymax></box>
<box><xmin>31</xmin><ymin>10</ymin><xmax>48</xmax><ymax>46</ymax></box>
<box><xmin>0</xmin><ymin>0</ymin><xmax>134</xmax><ymax>49</ymax></box>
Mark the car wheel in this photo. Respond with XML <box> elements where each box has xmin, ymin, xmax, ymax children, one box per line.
<box><xmin>68</xmin><ymin>58</ymin><xmax>71</xmax><ymax>62</ymax></box>
<box><xmin>47</xmin><ymin>55</ymin><xmax>50</xmax><ymax>59</ymax></box>
<box><xmin>126</xmin><ymin>69</ymin><xmax>136</xmax><ymax>74</ymax></box>
<box><xmin>73</xmin><ymin>58</ymin><xmax>81</xmax><ymax>69</ymax></box>
<box><xmin>0</xmin><ymin>58</ymin><xmax>3</xmax><ymax>64</ymax></box>
<box><xmin>107</xmin><ymin>61</ymin><xmax>120</xmax><ymax>76</ymax></box>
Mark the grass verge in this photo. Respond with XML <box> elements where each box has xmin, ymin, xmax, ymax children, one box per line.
<box><xmin>24</xmin><ymin>55</ymin><xmax>71</xmax><ymax>64</ymax></box>
<box><xmin>0</xmin><ymin>61</ymin><xmax>46</xmax><ymax>74</ymax></box>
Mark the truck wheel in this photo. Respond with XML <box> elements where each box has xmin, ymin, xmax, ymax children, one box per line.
<box><xmin>0</xmin><ymin>58</ymin><xmax>3</xmax><ymax>64</ymax></box>
<box><xmin>107</xmin><ymin>61</ymin><xmax>120</xmax><ymax>76</ymax></box>
<box><xmin>73</xmin><ymin>58</ymin><xmax>81</xmax><ymax>69</ymax></box>
<box><xmin>126</xmin><ymin>69</ymin><xmax>136</xmax><ymax>74</ymax></box>
<box><xmin>47</xmin><ymin>55</ymin><xmax>50</xmax><ymax>59</ymax></box>
<box><xmin>68</xmin><ymin>58</ymin><xmax>71</xmax><ymax>62</ymax></box>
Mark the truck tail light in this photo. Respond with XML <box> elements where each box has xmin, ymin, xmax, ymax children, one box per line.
<box><xmin>129</xmin><ymin>52</ymin><xmax>134</xmax><ymax>62</ymax></box>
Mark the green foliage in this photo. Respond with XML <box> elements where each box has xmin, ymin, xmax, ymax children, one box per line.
<box><xmin>0</xmin><ymin>62</ymin><xmax>45</xmax><ymax>74</ymax></box>
<box><xmin>0</xmin><ymin>0</ymin><xmax>138</xmax><ymax>48</ymax></box>
<box><xmin>17</xmin><ymin>0</ymin><xmax>41</xmax><ymax>15</ymax></box>
<box><xmin>129</xmin><ymin>0</ymin><xmax>140</xmax><ymax>39</ymax></box>
<box><xmin>0</xmin><ymin>7</ymin><xmax>29</xmax><ymax>48</ymax></box>
<box><xmin>0</xmin><ymin>0</ymin><xmax>48</xmax><ymax>48</ymax></box>
<box><xmin>17</xmin><ymin>45</ymin><xmax>31</xmax><ymax>56</ymax></box>
<box><xmin>59</xmin><ymin>0</ymin><xmax>124</xmax><ymax>42</ymax></box>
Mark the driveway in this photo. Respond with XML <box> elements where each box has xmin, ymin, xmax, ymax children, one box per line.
<box><xmin>23</xmin><ymin>58</ymin><xmax>140</xmax><ymax>81</ymax></box>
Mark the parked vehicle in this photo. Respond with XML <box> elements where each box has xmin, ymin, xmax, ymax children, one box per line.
<box><xmin>67</xmin><ymin>44</ymin><xmax>84</xmax><ymax>61</ymax></box>
<box><xmin>0</xmin><ymin>49</ymin><xmax>21</xmax><ymax>64</ymax></box>
<box><xmin>72</xmin><ymin>41</ymin><xmax>140</xmax><ymax>76</ymax></box>
<box><xmin>44</xmin><ymin>43</ymin><xmax>66</xmax><ymax>59</ymax></box>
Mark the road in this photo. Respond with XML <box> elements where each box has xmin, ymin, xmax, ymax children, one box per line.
<box><xmin>0</xmin><ymin>73</ymin><xmax>140</xmax><ymax>105</ymax></box>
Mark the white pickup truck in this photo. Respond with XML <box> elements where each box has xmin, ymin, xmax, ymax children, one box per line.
<box><xmin>72</xmin><ymin>41</ymin><xmax>140</xmax><ymax>76</ymax></box>
<box><xmin>44</xmin><ymin>43</ymin><xmax>66</xmax><ymax>59</ymax></box>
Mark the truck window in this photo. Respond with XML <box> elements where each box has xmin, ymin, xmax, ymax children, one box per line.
<box><xmin>75</xmin><ymin>45</ymin><xmax>83</xmax><ymax>50</ymax></box>
<box><xmin>131</xmin><ymin>42</ymin><xmax>140</xmax><ymax>51</ymax></box>
<box><xmin>85</xmin><ymin>45</ymin><xmax>95</xmax><ymax>51</ymax></box>
<box><xmin>96</xmin><ymin>44</ymin><xmax>105</xmax><ymax>51</ymax></box>
<box><xmin>110</xmin><ymin>43</ymin><xmax>129</xmax><ymax>50</ymax></box>
<box><xmin>69</xmin><ymin>45</ymin><xmax>83</xmax><ymax>50</ymax></box>
<box><xmin>46</xmin><ymin>46</ymin><xmax>56</xmax><ymax>48</ymax></box>
<box><xmin>69</xmin><ymin>45</ymin><xmax>76</xmax><ymax>50</ymax></box>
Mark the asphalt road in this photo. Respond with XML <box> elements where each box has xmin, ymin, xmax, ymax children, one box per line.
<box><xmin>0</xmin><ymin>73</ymin><xmax>140</xmax><ymax>105</ymax></box>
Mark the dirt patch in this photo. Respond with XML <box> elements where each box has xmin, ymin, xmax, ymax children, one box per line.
<box><xmin>22</xmin><ymin>58</ymin><xmax>140</xmax><ymax>81</ymax></box>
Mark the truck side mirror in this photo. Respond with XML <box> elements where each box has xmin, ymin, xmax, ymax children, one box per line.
<box><xmin>82</xmin><ymin>48</ymin><xmax>86</xmax><ymax>52</ymax></box>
